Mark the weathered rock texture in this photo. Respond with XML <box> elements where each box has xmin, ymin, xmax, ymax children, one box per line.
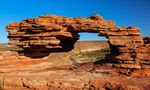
<box><xmin>6</xmin><ymin>14</ymin><xmax>150</xmax><ymax>72</ymax></box>
<box><xmin>0</xmin><ymin>47</ymin><xmax>150</xmax><ymax>90</ymax></box>
<box><xmin>0</xmin><ymin>51</ymin><xmax>150</xmax><ymax>90</ymax></box>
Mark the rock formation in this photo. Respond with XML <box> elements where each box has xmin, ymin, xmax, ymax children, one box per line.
<box><xmin>6</xmin><ymin>14</ymin><xmax>150</xmax><ymax>73</ymax></box>
<box><xmin>6</xmin><ymin>14</ymin><xmax>113</xmax><ymax>51</ymax></box>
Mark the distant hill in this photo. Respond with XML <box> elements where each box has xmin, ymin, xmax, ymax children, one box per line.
<box><xmin>0</xmin><ymin>43</ymin><xmax>22</xmax><ymax>51</ymax></box>
<box><xmin>0</xmin><ymin>41</ymin><xmax>108</xmax><ymax>51</ymax></box>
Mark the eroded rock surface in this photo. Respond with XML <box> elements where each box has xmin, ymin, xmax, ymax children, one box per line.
<box><xmin>6</xmin><ymin>14</ymin><xmax>114</xmax><ymax>51</ymax></box>
<box><xmin>0</xmin><ymin>51</ymin><xmax>150</xmax><ymax>90</ymax></box>
<box><xmin>6</xmin><ymin>14</ymin><xmax>150</xmax><ymax>73</ymax></box>
<box><xmin>0</xmin><ymin>48</ymin><xmax>150</xmax><ymax>90</ymax></box>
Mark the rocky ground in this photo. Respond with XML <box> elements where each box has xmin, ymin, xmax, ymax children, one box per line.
<box><xmin>0</xmin><ymin>51</ymin><xmax>149</xmax><ymax>90</ymax></box>
<box><xmin>0</xmin><ymin>43</ymin><xmax>150</xmax><ymax>90</ymax></box>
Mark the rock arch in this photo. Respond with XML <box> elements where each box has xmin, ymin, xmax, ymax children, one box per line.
<box><xmin>6</xmin><ymin>14</ymin><xmax>150</xmax><ymax>70</ymax></box>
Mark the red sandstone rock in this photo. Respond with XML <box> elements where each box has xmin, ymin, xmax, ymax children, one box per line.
<box><xmin>143</xmin><ymin>37</ymin><xmax>150</xmax><ymax>44</ymax></box>
<box><xmin>6</xmin><ymin>14</ymin><xmax>115</xmax><ymax>50</ymax></box>
<box><xmin>6</xmin><ymin>14</ymin><xmax>150</xmax><ymax>71</ymax></box>
<box><xmin>89</xmin><ymin>14</ymin><xmax>103</xmax><ymax>20</ymax></box>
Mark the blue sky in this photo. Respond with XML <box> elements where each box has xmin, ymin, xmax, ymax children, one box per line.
<box><xmin>0</xmin><ymin>0</ymin><xmax>150</xmax><ymax>43</ymax></box>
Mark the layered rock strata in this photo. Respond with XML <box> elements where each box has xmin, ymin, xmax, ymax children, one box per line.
<box><xmin>6</xmin><ymin>14</ymin><xmax>150</xmax><ymax>71</ymax></box>
<box><xmin>6</xmin><ymin>14</ymin><xmax>113</xmax><ymax>50</ymax></box>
